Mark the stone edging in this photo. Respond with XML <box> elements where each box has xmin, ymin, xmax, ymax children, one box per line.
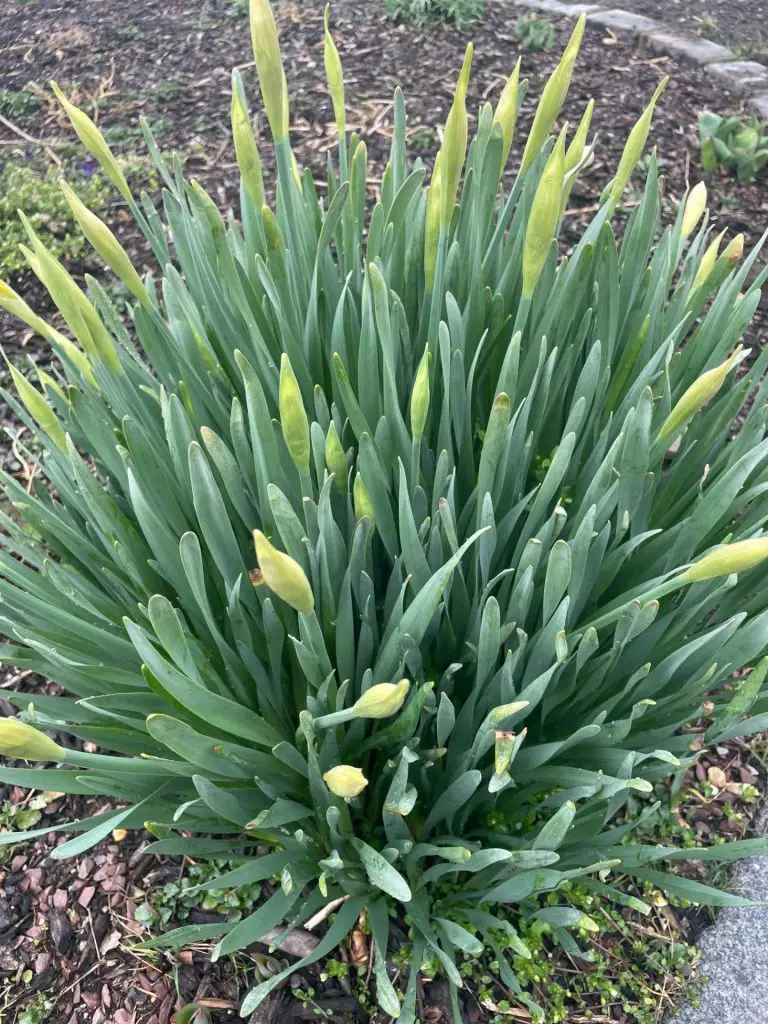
<box><xmin>505</xmin><ymin>0</ymin><xmax>768</xmax><ymax>118</ymax></box>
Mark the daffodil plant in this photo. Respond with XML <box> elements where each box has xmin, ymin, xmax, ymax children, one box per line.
<box><xmin>1</xmin><ymin>3</ymin><xmax>768</xmax><ymax>1019</ymax></box>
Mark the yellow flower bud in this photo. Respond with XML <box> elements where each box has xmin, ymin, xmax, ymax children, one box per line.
<box><xmin>19</xmin><ymin>218</ymin><xmax>121</xmax><ymax>374</ymax></box>
<box><xmin>253</xmin><ymin>529</ymin><xmax>314</xmax><ymax>613</ymax></box>
<box><xmin>521</xmin><ymin>14</ymin><xmax>585</xmax><ymax>173</ymax></box>
<box><xmin>60</xmin><ymin>181</ymin><xmax>149</xmax><ymax>306</ymax></box>
<box><xmin>424</xmin><ymin>153</ymin><xmax>443</xmax><ymax>292</ymax></box>
<box><xmin>494</xmin><ymin>730</ymin><xmax>516</xmax><ymax>776</ymax></box>
<box><xmin>410</xmin><ymin>349</ymin><xmax>431</xmax><ymax>439</ymax></box>
<box><xmin>6</xmin><ymin>361</ymin><xmax>67</xmax><ymax>453</ymax></box>
<box><xmin>723</xmin><ymin>233</ymin><xmax>744</xmax><ymax>263</ymax></box>
<box><xmin>249</xmin><ymin>0</ymin><xmax>289</xmax><ymax>142</ymax></box>
<box><xmin>522</xmin><ymin>127</ymin><xmax>566</xmax><ymax>300</ymax></box>
<box><xmin>231</xmin><ymin>73</ymin><xmax>265</xmax><ymax>209</ymax></box>
<box><xmin>609</xmin><ymin>77</ymin><xmax>668</xmax><ymax>210</ymax></box>
<box><xmin>279</xmin><ymin>353</ymin><xmax>310</xmax><ymax>471</ymax></box>
<box><xmin>323</xmin><ymin>5</ymin><xmax>345</xmax><ymax>136</ymax></box>
<box><xmin>0</xmin><ymin>280</ymin><xmax>96</xmax><ymax>387</ymax></box>
<box><xmin>261</xmin><ymin>205</ymin><xmax>282</xmax><ymax>252</ymax></box>
<box><xmin>681</xmin><ymin>181</ymin><xmax>707</xmax><ymax>239</ymax></box>
<box><xmin>493</xmin><ymin>58</ymin><xmax>522</xmax><ymax>170</ymax></box>
<box><xmin>690</xmin><ymin>228</ymin><xmax>726</xmax><ymax>295</ymax></box>
<box><xmin>560</xmin><ymin>99</ymin><xmax>594</xmax><ymax>213</ymax></box>
<box><xmin>0</xmin><ymin>718</ymin><xmax>63</xmax><ymax>761</ymax></box>
<box><xmin>657</xmin><ymin>346</ymin><xmax>749</xmax><ymax>445</ymax></box>
<box><xmin>352</xmin><ymin>680</ymin><xmax>410</xmax><ymax>720</ymax></box>
<box><xmin>50</xmin><ymin>82</ymin><xmax>133</xmax><ymax>203</ymax></box>
<box><xmin>325</xmin><ymin>421</ymin><xmax>348</xmax><ymax>492</ymax></box>
<box><xmin>323</xmin><ymin>764</ymin><xmax>368</xmax><ymax>799</ymax></box>
<box><xmin>439</xmin><ymin>44</ymin><xmax>472</xmax><ymax>230</ymax></box>
<box><xmin>681</xmin><ymin>538</ymin><xmax>768</xmax><ymax>583</ymax></box>
<box><xmin>353</xmin><ymin>473</ymin><xmax>374</xmax><ymax>527</ymax></box>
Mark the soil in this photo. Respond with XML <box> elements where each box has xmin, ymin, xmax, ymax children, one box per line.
<box><xmin>2</xmin><ymin>0</ymin><xmax>768</xmax><ymax>1021</ymax></box>
<box><xmin>609</xmin><ymin>0</ymin><xmax>768</xmax><ymax>67</ymax></box>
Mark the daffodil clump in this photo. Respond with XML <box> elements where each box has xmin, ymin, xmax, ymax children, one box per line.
<box><xmin>1</xmin><ymin>3</ymin><xmax>768</xmax><ymax>1019</ymax></box>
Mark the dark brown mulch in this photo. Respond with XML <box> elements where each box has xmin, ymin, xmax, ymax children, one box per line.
<box><xmin>605</xmin><ymin>0</ymin><xmax>768</xmax><ymax>66</ymax></box>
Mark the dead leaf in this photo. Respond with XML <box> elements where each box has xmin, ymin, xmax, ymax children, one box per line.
<box><xmin>348</xmin><ymin>910</ymin><xmax>369</xmax><ymax>967</ymax></box>
<box><xmin>708</xmin><ymin>766</ymin><xmax>727</xmax><ymax>789</ymax></box>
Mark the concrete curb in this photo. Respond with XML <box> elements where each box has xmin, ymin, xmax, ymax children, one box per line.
<box><xmin>505</xmin><ymin>0</ymin><xmax>768</xmax><ymax>116</ymax></box>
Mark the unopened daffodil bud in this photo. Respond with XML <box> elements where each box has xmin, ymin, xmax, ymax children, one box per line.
<box><xmin>60</xmin><ymin>181</ymin><xmax>149</xmax><ymax>306</ymax></box>
<box><xmin>723</xmin><ymin>233</ymin><xmax>744</xmax><ymax>263</ymax></box>
<box><xmin>253</xmin><ymin>529</ymin><xmax>314</xmax><ymax>613</ymax></box>
<box><xmin>50</xmin><ymin>82</ymin><xmax>133</xmax><ymax>203</ymax></box>
<box><xmin>323</xmin><ymin>5</ymin><xmax>345</xmax><ymax>137</ymax></box>
<box><xmin>353</xmin><ymin>473</ymin><xmax>374</xmax><ymax>527</ymax></box>
<box><xmin>279</xmin><ymin>353</ymin><xmax>310</xmax><ymax>471</ymax></box>
<box><xmin>681</xmin><ymin>537</ymin><xmax>768</xmax><ymax>583</ymax></box>
<box><xmin>521</xmin><ymin>14</ymin><xmax>585</xmax><ymax>173</ymax></box>
<box><xmin>0</xmin><ymin>718</ymin><xmax>63</xmax><ymax>761</ymax></box>
<box><xmin>323</xmin><ymin>765</ymin><xmax>368</xmax><ymax>799</ymax></box>
<box><xmin>560</xmin><ymin>98</ymin><xmax>594</xmax><ymax>212</ymax></box>
<box><xmin>352</xmin><ymin>680</ymin><xmax>410</xmax><ymax>719</ymax></box>
<box><xmin>6</xmin><ymin>361</ymin><xmax>67</xmax><ymax>453</ymax></box>
<box><xmin>522</xmin><ymin>127</ymin><xmax>566</xmax><ymax>300</ymax></box>
<box><xmin>231</xmin><ymin>70</ymin><xmax>265</xmax><ymax>209</ymax></box>
<box><xmin>609</xmin><ymin>77</ymin><xmax>668</xmax><ymax>210</ymax></box>
<box><xmin>657</xmin><ymin>346</ymin><xmax>749</xmax><ymax>445</ymax></box>
<box><xmin>439</xmin><ymin>43</ymin><xmax>472</xmax><ymax>230</ymax></box>
<box><xmin>681</xmin><ymin>181</ymin><xmax>707</xmax><ymax>238</ymax></box>
<box><xmin>410</xmin><ymin>349</ymin><xmax>431</xmax><ymax>440</ymax></box>
<box><xmin>249</xmin><ymin>0</ymin><xmax>289</xmax><ymax>142</ymax></box>
<box><xmin>424</xmin><ymin>153</ymin><xmax>443</xmax><ymax>291</ymax></box>
<box><xmin>690</xmin><ymin>228</ymin><xmax>726</xmax><ymax>295</ymax></box>
<box><xmin>494</xmin><ymin>730</ymin><xmax>516</xmax><ymax>776</ymax></box>
<box><xmin>493</xmin><ymin>58</ymin><xmax>522</xmax><ymax>170</ymax></box>
<box><xmin>324</xmin><ymin>421</ymin><xmax>348</xmax><ymax>492</ymax></box>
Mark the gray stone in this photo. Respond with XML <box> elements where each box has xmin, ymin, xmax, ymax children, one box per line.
<box><xmin>645</xmin><ymin>30</ymin><xmax>734</xmax><ymax>65</ymax></box>
<box><xmin>668</xmin><ymin>806</ymin><xmax>768</xmax><ymax>1024</ymax></box>
<box><xmin>748</xmin><ymin>93</ymin><xmax>768</xmax><ymax>119</ymax></box>
<box><xmin>512</xmin><ymin>0</ymin><xmax>603</xmax><ymax>14</ymax></box>
<box><xmin>707</xmin><ymin>61</ymin><xmax>768</xmax><ymax>94</ymax></box>
<box><xmin>587</xmin><ymin>8</ymin><xmax>661</xmax><ymax>34</ymax></box>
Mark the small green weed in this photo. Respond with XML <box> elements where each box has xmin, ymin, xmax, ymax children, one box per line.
<box><xmin>385</xmin><ymin>0</ymin><xmax>484</xmax><ymax>30</ymax></box>
<box><xmin>0</xmin><ymin>88</ymin><xmax>42</xmax><ymax>124</ymax></box>
<box><xmin>135</xmin><ymin>859</ymin><xmax>263</xmax><ymax>928</ymax></box>
<box><xmin>515</xmin><ymin>12</ymin><xmax>556</xmax><ymax>52</ymax></box>
<box><xmin>18</xmin><ymin>995</ymin><xmax>53</xmax><ymax>1024</ymax></box>
<box><xmin>152</xmin><ymin>78</ymin><xmax>184</xmax><ymax>103</ymax></box>
<box><xmin>0</xmin><ymin>163</ymin><xmax>111</xmax><ymax>279</ymax></box>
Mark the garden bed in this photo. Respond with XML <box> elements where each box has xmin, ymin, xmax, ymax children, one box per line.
<box><xmin>2</xmin><ymin>1</ymin><xmax>768</xmax><ymax>1022</ymax></box>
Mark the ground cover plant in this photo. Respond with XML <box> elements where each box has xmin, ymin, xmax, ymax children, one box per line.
<box><xmin>699</xmin><ymin>111</ymin><xmax>768</xmax><ymax>182</ymax></box>
<box><xmin>1</xmin><ymin>0</ymin><xmax>768</xmax><ymax>1019</ymax></box>
<box><xmin>385</xmin><ymin>0</ymin><xmax>484</xmax><ymax>29</ymax></box>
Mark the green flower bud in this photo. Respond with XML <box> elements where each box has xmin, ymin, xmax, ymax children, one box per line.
<box><xmin>521</xmin><ymin>14</ymin><xmax>585</xmax><ymax>173</ymax></box>
<box><xmin>249</xmin><ymin>0</ymin><xmax>289</xmax><ymax>142</ymax></box>
<box><xmin>681</xmin><ymin>538</ymin><xmax>768</xmax><ymax>583</ymax></box>
<box><xmin>323</xmin><ymin>5</ymin><xmax>345</xmax><ymax>136</ymax></box>
<box><xmin>0</xmin><ymin>719</ymin><xmax>63</xmax><ymax>761</ymax></box>
<box><xmin>253</xmin><ymin>529</ymin><xmax>314</xmax><ymax>613</ymax></box>
<box><xmin>657</xmin><ymin>346</ymin><xmax>748</xmax><ymax>445</ymax></box>
<box><xmin>493</xmin><ymin>57</ymin><xmax>522</xmax><ymax>170</ymax></box>
<box><xmin>352</xmin><ymin>680</ymin><xmax>410</xmax><ymax>719</ymax></box>
<box><xmin>231</xmin><ymin>71</ymin><xmax>265</xmax><ymax>209</ymax></box>
<box><xmin>681</xmin><ymin>181</ymin><xmax>707</xmax><ymax>238</ymax></box>
<box><xmin>439</xmin><ymin>43</ymin><xmax>472</xmax><ymax>230</ymax></box>
<box><xmin>353</xmin><ymin>473</ymin><xmax>374</xmax><ymax>528</ymax></box>
<box><xmin>723</xmin><ymin>233</ymin><xmax>744</xmax><ymax>263</ymax></box>
<box><xmin>324</xmin><ymin>421</ymin><xmax>348</xmax><ymax>492</ymax></box>
<box><xmin>6</xmin><ymin>361</ymin><xmax>67</xmax><ymax>453</ymax></box>
<box><xmin>50</xmin><ymin>82</ymin><xmax>133</xmax><ymax>203</ymax></box>
<box><xmin>609</xmin><ymin>77</ymin><xmax>668</xmax><ymax>210</ymax></box>
<box><xmin>279</xmin><ymin>353</ymin><xmax>310</xmax><ymax>471</ymax></box>
<box><xmin>323</xmin><ymin>764</ymin><xmax>368</xmax><ymax>799</ymax></box>
<box><xmin>410</xmin><ymin>349</ymin><xmax>431</xmax><ymax>439</ymax></box>
<box><xmin>690</xmin><ymin>228</ymin><xmax>726</xmax><ymax>295</ymax></box>
<box><xmin>60</xmin><ymin>181</ymin><xmax>150</xmax><ymax>306</ymax></box>
<box><xmin>0</xmin><ymin>280</ymin><xmax>96</xmax><ymax>386</ymax></box>
<box><xmin>522</xmin><ymin>127</ymin><xmax>566</xmax><ymax>300</ymax></box>
<box><xmin>261</xmin><ymin>205</ymin><xmax>282</xmax><ymax>252</ymax></box>
<box><xmin>424</xmin><ymin>153</ymin><xmax>443</xmax><ymax>292</ymax></box>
